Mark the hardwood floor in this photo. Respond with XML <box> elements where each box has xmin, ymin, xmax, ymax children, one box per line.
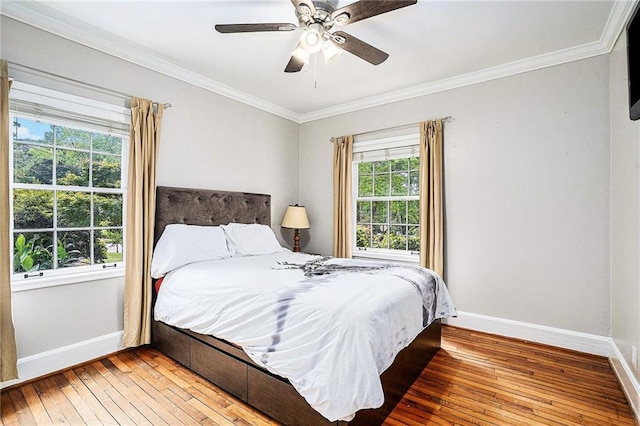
<box><xmin>1</xmin><ymin>325</ymin><xmax>637</xmax><ymax>425</ymax></box>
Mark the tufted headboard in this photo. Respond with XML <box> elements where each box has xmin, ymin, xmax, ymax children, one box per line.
<box><xmin>154</xmin><ymin>186</ymin><xmax>271</xmax><ymax>245</ymax></box>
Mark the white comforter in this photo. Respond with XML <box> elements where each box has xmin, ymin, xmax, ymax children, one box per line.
<box><xmin>154</xmin><ymin>252</ymin><xmax>456</xmax><ymax>421</ymax></box>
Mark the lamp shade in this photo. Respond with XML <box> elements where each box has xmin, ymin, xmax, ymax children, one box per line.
<box><xmin>281</xmin><ymin>205</ymin><xmax>310</xmax><ymax>229</ymax></box>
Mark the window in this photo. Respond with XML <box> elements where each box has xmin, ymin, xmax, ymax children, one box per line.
<box><xmin>352</xmin><ymin>128</ymin><xmax>420</xmax><ymax>262</ymax></box>
<box><xmin>10</xmin><ymin>82</ymin><xmax>129</xmax><ymax>283</ymax></box>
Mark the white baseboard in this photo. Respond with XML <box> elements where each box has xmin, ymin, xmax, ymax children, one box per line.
<box><xmin>443</xmin><ymin>311</ymin><xmax>611</xmax><ymax>356</ymax></box>
<box><xmin>1</xmin><ymin>330</ymin><xmax>123</xmax><ymax>389</ymax></box>
<box><xmin>609</xmin><ymin>340</ymin><xmax>640</xmax><ymax>424</ymax></box>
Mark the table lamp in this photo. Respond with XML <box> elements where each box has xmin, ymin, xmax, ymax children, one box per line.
<box><xmin>281</xmin><ymin>204</ymin><xmax>310</xmax><ymax>252</ymax></box>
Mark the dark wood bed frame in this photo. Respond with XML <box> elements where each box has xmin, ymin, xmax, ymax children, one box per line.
<box><xmin>151</xmin><ymin>186</ymin><xmax>441</xmax><ymax>425</ymax></box>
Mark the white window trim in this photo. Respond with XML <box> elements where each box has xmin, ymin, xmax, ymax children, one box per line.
<box><xmin>351</xmin><ymin>126</ymin><xmax>421</xmax><ymax>262</ymax></box>
<box><xmin>353</xmin><ymin>249</ymin><xmax>419</xmax><ymax>265</ymax></box>
<box><xmin>9</xmin><ymin>82</ymin><xmax>129</xmax><ymax>290</ymax></box>
<box><xmin>11</xmin><ymin>267</ymin><xmax>125</xmax><ymax>292</ymax></box>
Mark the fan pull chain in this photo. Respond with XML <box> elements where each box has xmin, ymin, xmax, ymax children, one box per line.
<box><xmin>314</xmin><ymin>53</ymin><xmax>318</xmax><ymax>89</ymax></box>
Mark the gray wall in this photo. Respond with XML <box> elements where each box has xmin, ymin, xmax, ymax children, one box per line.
<box><xmin>299</xmin><ymin>55</ymin><xmax>612</xmax><ymax>336</ymax></box>
<box><xmin>610</xmin><ymin>31</ymin><xmax>640</xmax><ymax>384</ymax></box>
<box><xmin>3</xmin><ymin>12</ymin><xmax>635</xmax><ymax>380</ymax></box>
<box><xmin>2</xmin><ymin>16</ymin><xmax>300</xmax><ymax>359</ymax></box>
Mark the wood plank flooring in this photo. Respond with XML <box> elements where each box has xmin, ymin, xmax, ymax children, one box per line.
<box><xmin>1</xmin><ymin>325</ymin><xmax>637</xmax><ymax>425</ymax></box>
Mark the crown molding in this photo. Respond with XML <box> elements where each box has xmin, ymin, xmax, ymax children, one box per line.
<box><xmin>299</xmin><ymin>0</ymin><xmax>639</xmax><ymax>123</ymax></box>
<box><xmin>0</xmin><ymin>1</ymin><xmax>302</xmax><ymax>123</ymax></box>
<box><xmin>1</xmin><ymin>0</ymin><xmax>636</xmax><ymax>125</ymax></box>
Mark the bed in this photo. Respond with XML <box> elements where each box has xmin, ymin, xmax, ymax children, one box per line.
<box><xmin>151</xmin><ymin>186</ymin><xmax>454</xmax><ymax>425</ymax></box>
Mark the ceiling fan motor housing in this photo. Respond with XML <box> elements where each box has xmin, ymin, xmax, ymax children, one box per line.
<box><xmin>296</xmin><ymin>0</ymin><xmax>342</xmax><ymax>30</ymax></box>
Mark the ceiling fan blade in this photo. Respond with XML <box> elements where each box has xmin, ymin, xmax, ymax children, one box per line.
<box><xmin>331</xmin><ymin>31</ymin><xmax>389</xmax><ymax>65</ymax></box>
<box><xmin>285</xmin><ymin>54</ymin><xmax>306</xmax><ymax>73</ymax></box>
<box><xmin>331</xmin><ymin>0</ymin><xmax>417</xmax><ymax>25</ymax></box>
<box><xmin>215</xmin><ymin>23</ymin><xmax>297</xmax><ymax>33</ymax></box>
<box><xmin>290</xmin><ymin>0</ymin><xmax>316</xmax><ymax>17</ymax></box>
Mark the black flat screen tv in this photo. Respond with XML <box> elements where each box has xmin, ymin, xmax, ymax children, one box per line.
<box><xmin>628</xmin><ymin>3</ymin><xmax>640</xmax><ymax>120</ymax></box>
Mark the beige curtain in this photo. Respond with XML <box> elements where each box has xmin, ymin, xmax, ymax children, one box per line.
<box><xmin>419</xmin><ymin>119</ymin><xmax>444</xmax><ymax>276</ymax></box>
<box><xmin>332</xmin><ymin>135</ymin><xmax>353</xmax><ymax>258</ymax></box>
<box><xmin>122</xmin><ymin>97</ymin><xmax>163</xmax><ymax>348</ymax></box>
<box><xmin>1</xmin><ymin>59</ymin><xmax>18</xmax><ymax>381</ymax></box>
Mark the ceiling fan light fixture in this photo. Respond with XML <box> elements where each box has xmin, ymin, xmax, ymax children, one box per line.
<box><xmin>292</xmin><ymin>44</ymin><xmax>310</xmax><ymax>64</ymax></box>
<box><xmin>300</xmin><ymin>23</ymin><xmax>324</xmax><ymax>53</ymax></box>
<box><xmin>322</xmin><ymin>41</ymin><xmax>342</xmax><ymax>63</ymax></box>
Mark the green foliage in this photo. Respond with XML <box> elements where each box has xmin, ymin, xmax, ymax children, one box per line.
<box><xmin>92</xmin><ymin>154</ymin><xmax>121</xmax><ymax>188</ymax></box>
<box><xmin>13</xmin><ymin>189</ymin><xmax>54</xmax><ymax>229</ymax></box>
<box><xmin>13</xmin><ymin>144</ymin><xmax>53</xmax><ymax>184</ymax></box>
<box><xmin>374</xmin><ymin>160</ymin><xmax>390</xmax><ymax>173</ymax></box>
<box><xmin>13</xmin><ymin>233</ymin><xmax>53</xmax><ymax>273</ymax></box>
<box><xmin>92</xmin><ymin>133</ymin><xmax>122</xmax><ymax>154</ymax></box>
<box><xmin>94</xmin><ymin>194</ymin><xmax>123</xmax><ymax>227</ymax></box>
<box><xmin>55</xmin><ymin>126</ymin><xmax>90</xmax><ymax>149</ymax></box>
<box><xmin>99</xmin><ymin>228</ymin><xmax>124</xmax><ymax>263</ymax></box>
<box><xmin>372</xmin><ymin>201</ymin><xmax>388</xmax><ymax>223</ymax></box>
<box><xmin>57</xmin><ymin>191</ymin><xmax>91</xmax><ymax>228</ymax></box>
<box><xmin>56</xmin><ymin>238</ymin><xmax>82</xmax><ymax>267</ymax></box>
<box><xmin>408</xmin><ymin>226</ymin><xmax>420</xmax><ymax>251</ymax></box>
<box><xmin>356</xmin><ymin>225</ymin><xmax>370</xmax><ymax>248</ymax></box>
<box><xmin>14</xmin><ymin>234</ymin><xmax>34</xmax><ymax>272</ymax></box>
<box><xmin>56</xmin><ymin>149</ymin><xmax>90</xmax><ymax>186</ymax></box>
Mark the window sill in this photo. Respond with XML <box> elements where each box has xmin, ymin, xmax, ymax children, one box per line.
<box><xmin>352</xmin><ymin>250</ymin><xmax>419</xmax><ymax>265</ymax></box>
<box><xmin>11</xmin><ymin>267</ymin><xmax>125</xmax><ymax>292</ymax></box>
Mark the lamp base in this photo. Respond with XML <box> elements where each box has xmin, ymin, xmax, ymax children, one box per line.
<box><xmin>293</xmin><ymin>229</ymin><xmax>301</xmax><ymax>252</ymax></box>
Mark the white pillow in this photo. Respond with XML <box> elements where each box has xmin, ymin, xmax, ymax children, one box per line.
<box><xmin>222</xmin><ymin>223</ymin><xmax>287</xmax><ymax>257</ymax></box>
<box><xmin>151</xmin><ymin>224</ymin><xmax>231</xmax><ymax>278</ymax></box>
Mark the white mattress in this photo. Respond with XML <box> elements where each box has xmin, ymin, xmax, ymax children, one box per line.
<box><xmin>154</xmin><ymin>251</ymin><xmax>456</xmax><ymax>421</ymax></box>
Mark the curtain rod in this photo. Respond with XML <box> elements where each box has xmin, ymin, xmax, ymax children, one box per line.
<box><xmin>7</xmin><ymin>61</ymin><xmax>172</xmax><ymax>110</ymax></box>
<box><xmin>329</xmin><ymin>116</ymin><xmax>452</xmax><ymax>143</ymax></box>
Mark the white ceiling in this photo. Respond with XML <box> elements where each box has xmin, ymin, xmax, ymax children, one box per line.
<box><xmin>1</xmin><ymin>1</ymin><xmax>637</xmax><ymax>122</ymax></box>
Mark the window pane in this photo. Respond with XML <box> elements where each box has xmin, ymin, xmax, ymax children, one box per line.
<box><xmin>391</xmin><ymin>158</ymin><xmax>408</xmax><ymax>171</ymax></box>
<box><xmin>96</xmin><ymin>229</ymin><xmax>123</xmax><ymax>263</ymax></box>
<box><xmin>356</xmin><ymin>224</ymin><xmax>371</xmax><ymax>249</ymax></box>
<box><xmin>372</xmin><ymin>201</ymin><xmax>388</xmax><ymax>223</ymax></box>
<box><xmin>389</xmin><ymin>225</ymin><xmax>407</xmax><ymax>250</ymax></box>
<box><xmin>13</xmin><ymin>189</ymin><xmax>53</xmax><ymax>229</ymax></box>
<box><xmin>409</xmin><ymin>171</ymin><xmax>419</xmax><ymax>196</ymax></box>
<box><xmin>372</xmin><ymin>225</ymin><xmax>389</xmax><ymax>249</ymax></box>
<box><xmin>356</xmin><ymin>200</ymin><xmax>371</xmax><ymax>224</ymax></box>
<box><xmin>408</xmin><ymin>200</ymin><xmax>419</xmax><ymax>224</ymax></box>
<box><xmin>373</xmin><ymin>174</ymin><xmax>389</xmax><ymax>196</ymax></box>
<box><xmin>13</xmin><ymin>143</ymin><xmax>53</xmax><ymax>184</ymax></box>
<box><xmin>408</xmin><ymin>226</ymin><xmax>420</xmax><ymax>251</ymax></box>
<box><xmin>12</xmin><ymin>117</ymin><xmax>52</xmax><ymax>144</ymax></box>
<box><xmin>358</xmin><ymin>174</ymin><xmax>373</xmax><ymax>197</ymax></box>
<box><xmin>94</xmin><ymin>193</ymin><xmax>123</xmax><ymax>227</ymax></box>
<box><xmin>390</xmin><ymin>200</ymin><xmax>407</xmax><ymax>224</ymax></box>
<box><xmin>13</xmin><ymin>232</ymin><xmax>54</xmax><ymax>273</ymax></box>
<box><xmin>409</xmin><ymin>157</ymin><xmax>419</xmax><ymax>170</ymax></box>
<box><xmin>57</xmin><ymin>231</ymin><xmax>91</xmax><ymax>268</ymax></box>
<box><xmin>92</xmin><ymin>133</ymin><xmax>122</xmax><ymax>154</ymax></box>
<box><xmin>57</xmin><ymin>191</ymin><xmax>90</xmax><ymax>228</ymax></box>
<box><xmin>93</xmin><ymin>153</ymin><xmax>121</xmax><ymax>188</ymax></box>
<box><xmin>358</xmin><ymin>162</ymin><xmax>372</xmax><ymax>174</ymax></box>
<box><xmin>57</xmin><ymin>149</ymin><xmax>90</xmax><ymax>186</ymax></box>
<box><xmin>391</xmin><ymin>172</ymin><xmax>409</xmax><ymax>196</ymax></box>
<box><xmin>55</xmin><ymin>126</ymin><xmax>90</xmax><ymax>149</ymax></box>
<box><xmin>373</xmin><ymin>160</ymin><xmax>390</xmax><ymax>173</ymax></box>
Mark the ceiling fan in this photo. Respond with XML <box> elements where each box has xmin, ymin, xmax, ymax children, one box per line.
<box><xmin>215</xmin><ymin>0</ymin><xmax>417</xmax><ymax>73</ymax></box>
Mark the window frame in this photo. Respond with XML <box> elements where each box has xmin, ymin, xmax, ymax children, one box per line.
<box><xmin>9</xmin><ymin>82</ymin><xmax>130</xmax><ymax>289</ymax></box>
<box><xmin>351</xmin><ymin>130</ymin><xmax>421</xmax><ymax>263</ymax></box>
